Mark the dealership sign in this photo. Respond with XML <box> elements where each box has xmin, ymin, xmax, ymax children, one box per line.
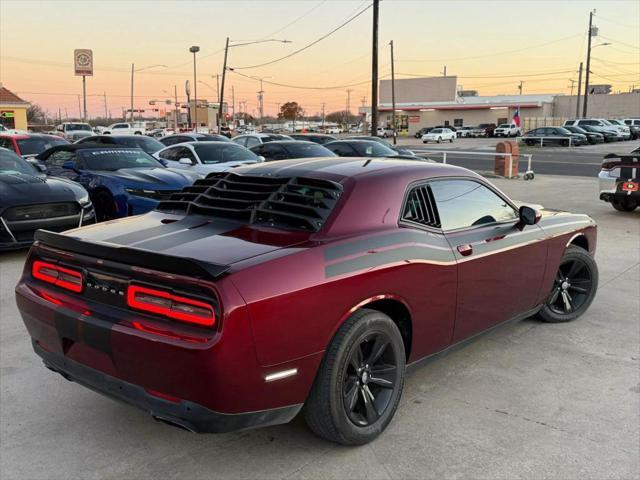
<box><xmin>74</xmin><ymin>49</ymin><xmax>93</xmax><ymax>76</ymax></box>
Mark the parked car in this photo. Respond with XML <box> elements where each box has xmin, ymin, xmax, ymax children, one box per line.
<box><xmin>155</xmin><ymin>142</ymin><xmax>262</xmax><ymax>175</ymax></box>
<box><xmin>159</xmin><ymin>133</ymin><xmax>231</xmax><ymax>147</ymax></box>
<box><xmin>232</xmin><ymin>133</ymin><xmax>293</xmax><ymax>148</ymax></box>
<box><xmin>563</xmin><ymin>119</ymin><xmax>622</xmax><ymax>140</ymax></box>
<box><xmin>607</xmin><ymin>119</ymin><xmax>632</xmax><ymax>140</ymax></box>
<box><xmin>563</xmin><ymin>126</ymin><xmax>605</xmax><ymax>144</ymax></box>
<box><xmin>599</xmin><ymin>153</ymin><xmax>639</xmax><ymax>212</ymax></box>
<box><xmin>470</xmin><ymin>123</ymin><xmax>497</xmax><ymax>138</ymax></box>
<box><xmin>35</xmin><ymin>145</ymin><xmax>195</xmax><ymax>221</ymax></box>
<box><xmin>421</xmin><ymin>128</ymin><xmax>456</xmax><ymax>143</ymax></box>
<box><xmin>376</xmin><ymin>127</ymin><xmax>394</xmax><ymax>138</ymax></box>
<box><xmin>16</xmin><ymin>157</ymin><xmax>599</xmax><ymax>444</ymax></box>
<box><xmin>581</xmin><ymin>125</ymin><xmax>620</xmax><ymax>143</ymax></box>
<box><xmin>325</xmin><ymin>126</ymin><xmax>343</xmax><ymax>134</ymax></box>
<box><xmin>0</xmin><ymin>148</ymin><xmax>94</xmax><ymax>249</ymax></box>
<box><xmin>522</xmin><ymin>127</ymin><xmax>587</xmax><ymax>146</ymax></box>
<box><xmin>347</xmin><ymin>135</ymin><xmax>417</xmax><ymax>157</ymax></box>
<box><xmin>622</xmin><ymin>119</ymin><xmax>640</xmax><ymax>140</ymax></box>
<box><xmin>494</xmin><ymin>123</ymin><xmax>521</xmax><ymax>137</ymax></box>
<box><xmin>414</xmin><ymin>127</ymin><xmax>433</xmax><ymax>138</ymax></box>
<box><xmin>219</xmin><ymin>126</ymin><xmax>232</xmax><ymax>138</ymax></box>
<box><xmin>249</xmin><ymin>140</ymin><xmax>336</xmax><ymax>162</ymax></box>
<box><xmin>76</xmin><ymin>135</ymin><xmax>165</xmax><ymax>154</ymax></box>
<box><xmin>53</xmin><ymin>122</ymin><xmax>94</xmax><ymax>141</ymax></box>
<box><xmin>102</xmin><ymin>122</ymin><xmax>145</xmax><ymax>136</ymax></box>
<box><xmin>455</xmin><ymin>126</ymin><xmax>475</xmax><ymax>138</ymax></box>
<box><xmin>0</xmin><ymin>134</ymin><xmax>68</xmax><ymax>158</ymax></box>
<box><xmin>289</xmin><ymin>133</ymin><xmax>337</xmax><ymax>145</ymax></box>
<box><xmin>325</xmin><ymin>139</ymin><xmax>423</xmax><ymax>160</ymax></box>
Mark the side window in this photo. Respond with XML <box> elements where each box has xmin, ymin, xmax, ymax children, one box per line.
<box><xmin>401</xmin><ymin>183</ymin><xmax>441</xmax><ymax>228</ymax></box>
<box><xmin>47</xmin><ymin>151</ymin><xmax>75</xmax><ymax>167</ymax></box>
<box><xmin>245</xmin><ymin>137</ymin><xmax>260</xmax><ymax>148</ymax></box>
<box><xmin>326</xmin><ymin>144</ymin><xmax>356</xmax><ymax>157</ymax></box>
<box><xmin>251</xmin><ymin>144</ymin><xmax>266</xmax><ymax>155</ymax></box>
<box><xmin>453</xmin><ymin>118</ymin><xmax>463</xmax><ymax>127</ymax></box>
<box><xmin>162</xmin><ymin>137</ymin><xmax>179</xmax><ymax>146</ymax></box>
<box><xmin>430</xmin><ymin>179</ymin><xmax>517</xmax><ymax>231</ymax></box>
<box><xmin>263</xmin><ymin>144</ymin><xmax>287</xmax><ymax>160</ymax></box>
<box><xmin>233</xmin><ymin>137</ymin><xmax>247</xmax><ymax>147</ymax></box>
<box><xmin>113</xmin><ymin>124</ymin><xmax>128</xmax><ymax>129</ymax></box>
<box><xmin>181</xmin><ymin>147</ymin><xmax>196</xmax><ymax>162</ymax></box>
<box><xmin>160</xmin><ymin>147</ymin><xmax>178</xmax><ymax>161</ymax></box>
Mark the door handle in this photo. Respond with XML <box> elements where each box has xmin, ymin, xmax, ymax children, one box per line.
<box><xmin>457</xmin><ymin>244</ymin><xmax>473</xmax><ymax>256</ymax></box>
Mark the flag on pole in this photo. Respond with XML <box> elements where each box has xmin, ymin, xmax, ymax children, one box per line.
<box><xmin>512</xmin><ymin>107</ymin><xmax>521</xmax><ymax>128</ymax></box>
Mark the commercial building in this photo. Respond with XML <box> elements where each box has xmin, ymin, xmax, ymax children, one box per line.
<box><xmin>363</xmin><ymin>76</ymin><xmax>640</xmax><ymax>135</ymax></box>
<box><xmin>0</xmin><ymin>85</ymin><xmax>29</xmax><ymax>131</ymax></box>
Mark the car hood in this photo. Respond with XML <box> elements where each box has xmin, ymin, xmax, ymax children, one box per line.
<box><xmin>0</xmin><ymin>174</ymin><xmax>85</xmax><ymax>210</ymax></box>
<box><xmin>66</xmin><ymin>211</ymin><xmax>310</xmax><ymax>266</ymax></box>
<box><xmin>95</xmin><ymin>168</ymin><xmax>194</xmax><ymax>188</ymax></box>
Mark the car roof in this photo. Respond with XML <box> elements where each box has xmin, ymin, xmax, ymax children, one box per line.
<box><xmin>180</xmin><ymin>141</ymin><xmax>241</xmax><ymax>147</ymax></box>
<box><xmin>232</xmin><ymin>156</ymin><xmax>475</xmax><ymax>185</ymax></box>
<box><xmin>256</xmin><ymin>140</ymin><xmax>315</xmax><ymax>145</ymax></box>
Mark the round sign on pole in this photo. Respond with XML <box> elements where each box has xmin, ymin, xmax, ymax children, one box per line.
<box><xmin>74</xmin><ymin>49</ymin><xmax>93</xmax><ymax>76</ymax></box>
<box><xmin>185</xmin><ymin>80</ymin><xmax>191</xmax><ymax>96</ymax></box>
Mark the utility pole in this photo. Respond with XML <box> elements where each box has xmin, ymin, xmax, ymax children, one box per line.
<box><xmin>103</xmin><ymin>91</ymin><xmax>108</xmax><ymax>119</ymax></box>
<box><xmin>174</xmin><ymin>84</ymin><xmax>179</xmax><ymax>130</ymax></box>
<box><xmin>190</xmin><ymin>46</ymin><xmax>200</xmax><ymax>131</ymax></box>
<box><xmin>258</xmin><ymin>78</ymin><xmax>265</xmax><ymax>128</ymax></box>
<box><xmin>370</xmin><ymin>0</ymin><xmax>379</xmax><ymax>137</ymax></box>
<box><xmin>346</xmin><ymin>89</ymin><xmax>352</xmax><ymax>129</ymax></box>
<box><xmin>77</xmin><ymin>95</ymin><xmax>82</xmax><ymax>119</ymax></box>
<box><xmin>321</xmin><ymin>102</ymin><xmax>326</xmax><ymax>129</ymax></box>
<box><xmin>442</xmin><ymin>65</ymin><xmax>447</xmax><ymax>77</ymax></box>
<box><xmin>568</xmin><ymin>79</ymin><xmax>576</xmax><ymax>96</ymax></box>
<box><xmin>576</xmin><ymin>62</ymin><xmax>583</xmax><ymax>118</ymax></box>
<box><xmin>231</xmin><ymin>85</ymin><xmax>236</xmax><ymax>127</ymax></box>
<box><xmin>130</xmin><ymin>63</ymin><xmax>134</xmax><ymax>121</ymax></box>
<box><xmin>218</xmin><ymin>37</ymin><xmax>230</xmax><ymax>133</ymax></box>
<box><xmin>390</xmin><ymin>39</ymin><xmax>397</xmax><ymax>144</ymax></box>
<box><xmin>583</xmin><ymin>10</ymin><xmax>595</xmax><ymax>118</ymax></box>
<box><xmin>517</xmin><ymin>81</ymin><xmax>524</xmax><ymax>95</ymax></box>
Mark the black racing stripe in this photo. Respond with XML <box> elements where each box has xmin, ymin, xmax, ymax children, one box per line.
<box><xmin>130</xmin><ymin>219</ymin><xmax>241</xmax><ymax>251</ymax></box>
<box><xmin>326</xmin><ymin>245</ymin><xmax>454</xmax><ymax>278</ymax></box>
<box><xmin>103</xmin><ymin>217</ymin><xmax>205</xmax><ymax>245</ymax></box>
<box><xmin>325</xmin><ymin>231</ymin><xmax>435</xmax><ymax>261</ymax></box>
<box><xmin>55</xmin><ymin>310</ymin><xmax>79</xmax><ymax>343</ymax></box>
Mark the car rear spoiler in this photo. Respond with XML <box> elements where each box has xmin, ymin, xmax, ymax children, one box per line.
<box><xmin>34</xmin><ymin>230</ymin><xmax>230</xmax><ymax>281</ymax></box>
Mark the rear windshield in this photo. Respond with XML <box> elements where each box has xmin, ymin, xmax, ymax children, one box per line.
<box><xmin>193</xmin><ymin>144</ymin><xmax>259</xmax><ymax>164</ymax></box>
<box><xmin>115</xmin><ymin>136</ymin><xmax>164</xmax><ymax>153</ymax></box>
<box><xmin>78</xmin><ymin>149</ymin><xmax>162</xmax><ymax>170</ymax></box>
<box><xmin>283</xmin><ymin>143</ymin><xmax>336</xmax><ymax>158</ymax></box>
<box><xmin>16</xmin><ymin>137</ymin><xmax>67</xmax><ymax>155</ymax></box>
<box><xmin>352</xmin><ymin>142</ymin><xmax>397</xmax><ymax>157</ymax></box>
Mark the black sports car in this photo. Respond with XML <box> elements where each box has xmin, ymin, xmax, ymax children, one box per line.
<box><xmin>289</xmin><ymin>133</ymin><xmax>337</xmax><ymax>145</ymax></box>
<box><xmin>249</xmin><ymin>140</ymin><xmax>336</xmax><ymax>161</ymax></box>
<box><xmin>0</xmin><ymin>148</ymin><xmax>95</xmax><ymax>250</ymax></box>
<box><xmin>325</xmin><ymin>139</ymin><xmax>424</xmax><ymax>160</ymax></box>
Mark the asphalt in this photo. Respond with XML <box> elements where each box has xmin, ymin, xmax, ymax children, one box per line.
<box><xmin>399</xmin><ymin>137</ymin><xmax>640</xmax><ymax>177</ymax></box>
<box><xmin>1</xmin><ymin>174</ymin><xmax>638</xmax><ymax>479</ymax></box>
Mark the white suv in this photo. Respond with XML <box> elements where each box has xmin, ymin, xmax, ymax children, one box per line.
<box><xmin>622</xmin><ymin>119</ymin><xmax>640</xmax><ymax>140</ymax></box>
<box><xmin>494</xmin><ymin>123</ymin><xmax>521</xmax><ymax>137</ymax></box>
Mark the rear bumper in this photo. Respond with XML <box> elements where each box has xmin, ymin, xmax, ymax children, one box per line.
<box><xmin>598</xmin><ymin>171</ymin><xmax>639</xmax><ymax>203</ymax></box>
<box><xmin>35</xmin><ymin>341</ymin><xmax>302</xmax><ymax>433</ymax></box>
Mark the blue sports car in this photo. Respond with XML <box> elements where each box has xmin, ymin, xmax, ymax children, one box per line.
<box><xmin>35</xmin><ymin>145</ymin><xmax>197</xmax><ymax>221</ymax></box>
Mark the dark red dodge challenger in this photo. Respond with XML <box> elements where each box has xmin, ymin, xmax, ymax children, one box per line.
<box><xmin>16</xmin><ymin>158</ymin><xmax>599</xmax><ymax>445</ymax></box>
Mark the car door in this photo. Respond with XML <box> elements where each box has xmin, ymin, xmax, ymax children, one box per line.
<box><xmin>430</xmin><ymin>178</ymin><xmax>547</xmax><ymax>342</ymax></box>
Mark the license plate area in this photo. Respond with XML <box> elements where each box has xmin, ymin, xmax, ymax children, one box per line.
<box><xmin>621</xmin><ymin>181</ymin><xmax>639</xmax><ymax>192</ymax></box>
<box><xmin>83</xmin><ymin>270</ymin><xmax>129</xmax><ymax>308</ymax></box>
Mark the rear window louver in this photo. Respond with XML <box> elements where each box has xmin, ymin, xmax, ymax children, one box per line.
<box><xmin>157</xmin><ymin>172</ymin><xmax>343</xmax><ymax>232</ymax></box>
<box><xmin>402</xmin><ymin>184</ymin><xmax>441</xmax><ymax>228</ymax></box>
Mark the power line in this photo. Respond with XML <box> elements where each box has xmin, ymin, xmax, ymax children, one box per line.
<box><xmin>599</xmin><ymin>35</ymin><xmax>640</xmax><ymax>50</ymax></box>
<box><xmin>229</xmin><ymin>68</ymin><xmax>390</xmax><ymax>90</ymax></box>
<box><xmin>231</xmin><ymin>2</ymin><xmax>373</xmax><ymax>70</ymax></box>
<box><xmin>395</xmin><ymin>69</ymin><xmax>576</xmax><ymax>79</ymax></box>
<box><xmin>259</xmin><ymin>0</ymin><xmax>327</xmax><ymax>39</ymax></box>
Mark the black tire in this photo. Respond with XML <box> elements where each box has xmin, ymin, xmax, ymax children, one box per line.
<box><xmin>562</xmin><ymin>139</ymin><xmax>570</xmax><ymax>147</ymax></box>
<box><xmin>449</xmin><ymin>137</ymin><xmax>454</xmax><ymax>143</ymax></box>
<box><xmin>612</xmin><ymin>198</ymin><xmax>638</xmax><ymax>212</ymax></box>
<box><xmin>436</xmin><ymin>137</ymin><xmax>442</xmax><ymax>143</ymax></box>
<box><xmin>304</xmin><ymin>308</ymin><xmax>406</xmax><ymax>445</ymax></box>
<box><xmin>94</xmin><ymin>192</ymin><xmax>117</xmax><ymax>222</ymax></box>
<box><xmin>526</xmin><ymin>139</ymin><xmax>535</xmax><ymax>146</ymax></box>
<box><xmin>538</xmin><ymin>245</ymin><xmax>598</xmax><ymax>323</ymax></box>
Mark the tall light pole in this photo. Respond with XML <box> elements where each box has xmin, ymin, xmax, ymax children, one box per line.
<box><xmin>370</xmin><ymin>0</ymin><xmax>380</xmax><ymax>136</ymax></box>
<box><xmin>583</xmin><ymin>40</ymin><xmax>611</xmax><ymax>117</ymax></box>
<box><xmin>130</xmin><ymin>64</ymin><xmax>167</xmax><ymax>122</ymax></box>
<box><xmin>576</xmin><ymin>62</ymin><xmax>583</xmax><ymax>118</ymax></box>
<box><xmin>389</xmin><ymin>40</ymin><xmax>397</xmax><ymax>144</ymax></box>
<box><xmin>190</xmin><ymin>46</ymin><xmax>200</xmax><ymax>131</ymax></box>
<box><xmin>218</xmin><ymin>38</ymin><xmax>290</xmax><ymax>133</ymax></box>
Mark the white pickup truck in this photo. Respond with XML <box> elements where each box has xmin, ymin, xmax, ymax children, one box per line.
<box><xmin>102</xmin><ymin>122</ymin><xmax>145</xmax><ymax>135</ymax></box>
<box><xmin>494</xmin><ymin>123</ymin><xmax>522</xmax><ymax>137</ymax></box>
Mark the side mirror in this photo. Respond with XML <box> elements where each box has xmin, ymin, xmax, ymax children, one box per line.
<box><xmin>517</xmin><ymin>205</ymin><xmax>540</xmax><ymax>228</ymax></box>
<box><xmin>179</xmin><ymin>157</ymin><xmax>193</xmax><ymax>165</ymax></box>
<box><xmin>258</xmin><ymin>156</ymin><xmax>266</xmax><ymax>162</ymax></box>
<box><xmin>62</xmin><ymin>160</ymin><xmax>76</xmax><ymax>171</ymax></box>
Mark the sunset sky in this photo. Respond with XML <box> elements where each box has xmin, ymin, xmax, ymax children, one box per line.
<box><xmin>1</xmin><ymin>0</ymin><xmax>638</xmax><ymax>120</ymax></box>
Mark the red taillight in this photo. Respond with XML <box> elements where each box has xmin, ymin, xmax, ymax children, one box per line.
<box><xmin>32</xmin><ymin>260</ymin><xmax>83</xmax><ymax>293</ymax></box>
<box><xmin>127</xmin><ymin>285</ymin><xmax>215</xmax><ymax>327</ymax></box>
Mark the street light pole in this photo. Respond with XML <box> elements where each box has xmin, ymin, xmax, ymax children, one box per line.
<box><xmin>130</xmin><ymin>63</ymin><xmax>134</xmax><ymax>122</ymax></box>
<box><xmin>389</xmin><ymin>40</ymin><xmax>397</xmax><ymax>145</ymax></box>
<box><xmin>370</xmin><ymin>0</ymin><xmax>379</xmax><ymax>136</ymax></box>
<box><xmin>190</xmin><ymin>46</ymin><xmax>200</xmax><ymax>131</ymax></box>
<box><xmin>218</xmin><ymin>37</ymin><xmax>230</xmax><ymax>133</ymax></box>
<box><xmin>583</xmin><ymin>11</ymin><xmax>594</xmax><ymax>118</ymax></box>
<box><xmin>576</xmin><ymin>62</ymin><xmax>583</xmax><ymax>118</ymax></box>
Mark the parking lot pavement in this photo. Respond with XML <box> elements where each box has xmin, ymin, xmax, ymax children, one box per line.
<box><xmin>1</xmin><ymin>175</ymin><xmax>638</xmax><ymax>479</ymax></box>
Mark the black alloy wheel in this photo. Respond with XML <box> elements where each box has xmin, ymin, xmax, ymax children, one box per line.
<box><xmin>342</xmin><ymin>332</ymin><xmax>399</xmax><ymax>427</ymax></box>
<box><xmin>304</xmin><ymin>309</ymin><xmax>405</xmax><ymax>445</ymax></box>
<box><xmin>538</xmin><ymin>245</ymin><xmax>598</xmax><ymax>323</ymax></box>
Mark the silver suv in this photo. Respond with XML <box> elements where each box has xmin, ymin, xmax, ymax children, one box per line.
<box><xmin>563</xmin><ymin>119</ymin><xmax>626</xmax><ymax>140</ymax></box>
